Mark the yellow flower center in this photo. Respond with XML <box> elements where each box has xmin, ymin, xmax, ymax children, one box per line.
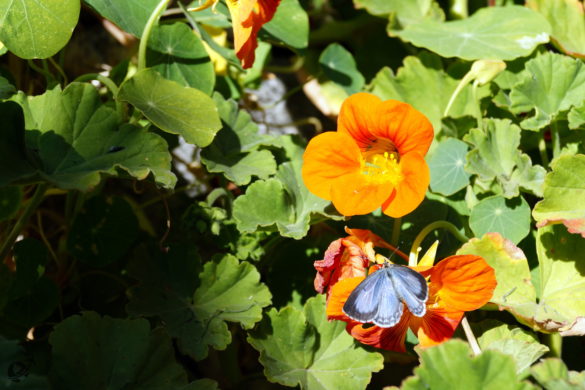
<box><xmin>362</xmin><ymin>151</ymin><xmax>403</xmax><ymax>186</ymax></box>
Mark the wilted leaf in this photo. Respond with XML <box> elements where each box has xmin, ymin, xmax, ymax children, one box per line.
<box><xmin>84</xmin><ymin>0</ymin><xmax>160</xmax><ymax>37</ymax></box>
<box><xmin>0</xmin><ymin>0</ymin><xmax>80</xmax><ymax>59</ymax></box>
<box><xmin>118</xmin><ymin>69</ymin><xmax>221</xmax><ymax>147</ymax></box>
<box><xmin>247</xmin><ymin>295</ymin><xmax>384</xmax><ymax>389</ymax></box>
<box><xmin>200</xmin><ymin>94</ymin><xmax>277</xmax><ymax>185</ymax></box>
<box><xmin>533</xmin><ymin>154</ymin><xmax>585</xmax><ymax>237</ymax></box>
<box><xmin>428</xmin><ymin>137</ymin><xmax>470</xmax><ymax>196</ymax></box>
<box><xmin>396</xmin><ymin>6</ymin><xmax>550</xmax><ymax>61</ymax></box>
<box><xmin>469</xmin><ymin>196</ymin><xmax>531</xmax><ymax>245</ymax></box>
<box><xmin>509</xmin><ymin>52</ymin><xmax>585</xmax><ymax>131</ymax></box>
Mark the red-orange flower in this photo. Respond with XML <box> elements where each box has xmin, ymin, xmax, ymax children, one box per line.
<box><xmin>315</xmin><ymin>233</ymin><xmax>496</xmax><ymax>352</ymax></box>
<box><xmin>302</xmin><ymin>93</ymin><xmax>434</xmax><ymax>218</ymax></box>
<box><xmin>191</xmin><ymin>0</ymin><xmax>280</xmax><ymax>69</ymax></box>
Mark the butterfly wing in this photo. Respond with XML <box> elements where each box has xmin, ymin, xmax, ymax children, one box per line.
<box><xmin>343</xmin><ymin>269</ymin><xmax>404</xmax><ymax>328</ymax></box>
<box><xmin>388</xmin><ymin>265</ymin><xmax>428</xmax><ymax>317</ymax></box>
<box><xmin>343</xmin><ymin>270</ymin><xmax>387</xmax><ymax>323</ymax></box>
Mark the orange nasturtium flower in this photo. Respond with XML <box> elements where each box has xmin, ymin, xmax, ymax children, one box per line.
<box><xmin>302</xmin><ymin>93</ymin><xmax>434</xmax><ymax>218</ymax></box>
<box><xmin>191</xmin><ymin>0</ymin><xmax>280</xmax><ymax>69</ymax></box>
<box><xmin>314</xmin><ymin>229</ymin><xmax>496</xmax><ymax>352</ymax></box>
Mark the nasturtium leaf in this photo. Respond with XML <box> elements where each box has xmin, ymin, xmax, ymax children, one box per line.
<box><xmin>369</xmin><ymin>54</ymin><xmax>489</xmax><ymax>131</ymax></box>
<box><xmin>474</xmin><ymin>320</ymin><xmax>549</xmax><ymax>375</ymax></box>
<box><xmin>0</xmin><ymin>186</ymin><xmax>21</xmax><ymax>222</ymax></box>
<box><xmin>396</xmin><ymin>6</ymin><xmax>550</xmax><ymax>61</ymax></box>
<box><xmin>568</xmin><ymin>102</ymin><xmax>585</xmax><ymax>130</ymax></box>
<box><xmin>535</xmin><ymin>224</ymin><xmax>585</xmax><ymax>335</ymax></box>
<box><xmin>464</xmin><ymin>119</ymin><xmax>545</xmax><ymax>197</ymax></box>
<box><xmin>5</xmin><ymin>84</ymin><xmax>175</xmax><ymax>190</ymax></box>
<box><xmin>147</xmin><ymin>23</ymin><xmax>214</xmax><ymax>95</ymax></box>
<box><xmin>428</xmin><ymin>137</ymin><xmax>470</xmax><ymax>196</ymax></box>
<box><xmin>0</xmin><ymin>337</ymin><xmax>50</xmax><ymax>388</ymax></box>
<box><xmin>469</xmin><ymin>196</ymin><xmax>531</xmax><ymax>245</ymax></box>
<box><xmin>0</xmin><ymin>76</ymin><xmax>15</xmax><ymax>99</ymax></box>
<box><xmin>127</xmin><ymin>248</ymin><xmax>271</xmax><ymax>361</ymax></box>
<box><xmin>355</xmin><ymin>0</ymin><xmax>444</xmax><ymax>29</ymax></box>
<box><xmin>67</xmin><ymin>197</ymin><xmax>139</xmax><ymax>267</ymax></box>
<box><xmin>533</xmin><ymin>154</ymin><xmax>585</xmax><ymax>237</ymax></box>
<box><xmin>49</xmin><ymin>312</ymin><xmax>192</xmax><ymax>390</ymax></box>
<box><xmin>530</xmin><ymin>359</ymin><xmax>584</xmax><ymax>389</ymax></box>
<box><xmin>233</xmin><ymin>160</ymin><xmax>341</xmax><ymax>239</ymax></box>
<box><xmin>509</xmin><ymin>52</ymin><xmax>585</xmax><ymax>131</ymax></box>
<box><xmin>118</xmin><ymin>69</ymin><xmax>221</xmax><ymax>147</ymax></box>
<box><xmin>247</xmin><ymin>295</ymin><xmax>384</xmax><ymax>389</ymax></box>
<box><xmin>83</xmin><ymin>0</ymin><xmax>160</xmax><ymax>37</ymax></box>
<box><xmin>0</xmin><ymin>41</ymin><xmax>6</xmax><ymax>56</ymax></box>
<box><xmin>526</xmin><ymin>0</ymin><xmax>585</xmax><ymax>59</ymax></box>
<box><xmin>200</xmin><ymin>94</ymin><xmax>277</xmax><ymax>185</ymax></box>
<box><xmin>0</xmin><ymin>0</ymin><xmax>80</xmax><ymax>59</ymax></box>
<box><xmin>319</xmin><ymin>43</ymin><xmax>365</xmax><ymax>95</ymax></box>
<box><xmin>261</xmin><ymin>0</ymin><xmax>309</xmax><ymax>50</ymax></box>
<box><xmin>402</xmin><ymin>340</ymin><xmax>533</xmax><ymax>390</ymax></box>
<box><xmin>457</xmin><ymin>233</ymin><xmax>537</xmax><ymax>317</ymax></box>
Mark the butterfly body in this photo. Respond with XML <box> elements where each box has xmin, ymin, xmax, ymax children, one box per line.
<box><xmin>342</xmin><ymin>263</ymin><xmax>428</xmax><ymax>328</ymax></box>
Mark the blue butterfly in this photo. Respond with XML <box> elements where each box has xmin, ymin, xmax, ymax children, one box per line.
<box><xmin>342</xmin><ymin>262</ymin><xmax>428</xmax><ymax>328</ymax></box>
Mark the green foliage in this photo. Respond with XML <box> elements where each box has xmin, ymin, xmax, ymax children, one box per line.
<box><xmin>0</xmin><ymin>186</ymin><xmax>21</xmax><ymax>222</ymax></box>
<box><xmin>469</xmin><ymin>195</ymin><xmax>531</xmax><ymax>244</ymax></box>
<box><xmin>118</xmin><ymin>69</ymin><xmax>221</xmax><ymax>147</ymax></box>
<box><xmin>83</xmin><ymin>0</ymin><xmax>160</xmax><ymax>37</ymax></box>
<box><xmin>262</xmin><ymin>0</ymin><xmax>309</xmax><ymax>50</ymax></box>
<box><xmin>427</xmin><ymin>137</ymin><xmax>470</xmax><ymax>196</ymax></box>
<box><xmin>396</xmin><ymin>6</ymin><xmax>551</xmax><ymax>61</ymax></box>
<box><xmin>319</xmin><ymin>43</ymin><xmax>365</xmax><ymax>95</ymax></box>
<box><xmin>248</xmin><ymin>295</ymin><xmax>384</xmax><ymax>389</ymax></box>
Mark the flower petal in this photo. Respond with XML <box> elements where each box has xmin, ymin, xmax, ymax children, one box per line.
<box><xmin>331</xmin><ymin>173</ymin><xmax>394</xmax><ymax>216</ymax></box>
<box><xmin>349</xmin><ymin>312</ymin><xmax>411</xmax><ymax>352</ymax></box>
<box><xmin>431</xmin><ymin>255</ymin><xmax>497</xmax><ymax>312</ymax></box>
<box><xmin>302</xmin><ymin>131</ymin><xmax>362</xmax><ymax>201</ymax></box>
<box><xmin>314</xmin><ymin>238</ymin><xmax>369</xmax><ymax>294</ymax></box>
<box><xmin>326</xmin><ymin>276</ymin><xmax>364</xmax><ymax>320</ymax></box>
<box><xmin>337</xmin><ymin>93</ymin><xmax>382</xmax><ymax>149</ymax></box>
<box><xmin>410</xmin><ymin>306</ymin><xmax>463</xmax><ymax>348</ymax></box>
<box><xmin>372</xmin><ymin>100</ymin><xmax>434</xmax><ymax>157</ymax></box>
<box><xmin>382</xmin><ymin>153</ymin><xmax>430</xmax><ymax>218</ymax></box>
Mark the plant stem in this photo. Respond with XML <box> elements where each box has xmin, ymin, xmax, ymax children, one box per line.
<box><xmin>543</xmin><ymin>332</ymin><xmax>562</xmax><ymax>358</ymax></box>
<box><xmin>461</xmin><ymin>316</ymin><xmax>482</xmax><ymax>356</ymax></box>
<box><xmin>409</xmin><ymin>221</ymin><xmax>468</xmax><ymax>265</ymax></box>
<box><xmin>444</xmin><ymin>71</ymin><xmax>474</xmax><ymax>118</ymax></box>
<box><xmin>391</xmin><ymin>217</ymin><xmax>402</xmax><ymax>247</ymax></box>
<box><xmin>0</xmin><ymin>183</ymin><xmax>49</xmax><ymax>261</ymax></box>
<box><xmin>138</xmin><ymin>0</ymin><xmax>172</xmax><ymax>71</ymax></box>
<box><xmin>550</xmin><ymin>122</ymin><xmax>561</xmax><ymax>160</ymax></box>
<box><xmin>538</xmin><ymin>134</ymin><xmax>550</xmax><ymax>169</ymax></box>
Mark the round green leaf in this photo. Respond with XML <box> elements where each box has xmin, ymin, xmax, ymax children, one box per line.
<box><xmin>84</xmin><ymin>0</ymin><xmax>160</xmax><ymax>37</ymax></box>
<box><xmin>319</xmin><ymin>43</ymin><xmax>365</xmax><ymax>95</ymax></box>
<box><xmin>0</xmin><ymin>186</ymin><xmax>21</xmax><ymax>222</ymax></box>
<box><xmin>396</xmin><ymin>6</ymin><xmax>551</xmax><ymax>61</ymax></box>
<box><xmin>118</xmin><ymin>69</ymin><xmax>221</xmax><ymax>147</ymax></box>
<box><xmin>0</xmin><ymin>0</ymin><xmax>80</xmax><ymax>59</ymax></box>
<box><xmin>469</xmin><ymin>195</ymin><xmax>531</xmax><ymax>244</ymax></box>
<box><xmin>533</xmin><ymin>154</ymin><xmax>585</xmax><ymax>237</ymax></box>
<box><xmin>428</xmin><ymin>137</ymin><xmax>470</xmax><ymax>196</ymax></box>
<box><xmin>247</xmin><ymin>295</ymin><xmax>384</xmax><ymax>389</ymax></box>
<box><xmin>261</xmin><ymin>0</ymin><xmax>309</xmax><ymax>50</ymax></box>
<box><xmin>147</xmin><ymin>23</ymin><xmax>215</xmax><ymax>95</ymax></box>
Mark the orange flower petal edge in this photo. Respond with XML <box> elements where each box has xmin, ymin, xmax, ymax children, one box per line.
<box><xmin>302</xmin><ymin>92</ymin><xmax>434</xmax><ymax>217</ymax></box>
<box><xmin>226</xmin><ymin>0</ymin><xmax>280</xmax><ymax>68</ymax></box>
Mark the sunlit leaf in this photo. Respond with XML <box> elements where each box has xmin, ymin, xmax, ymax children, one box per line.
<box><xmin>355</xmin><ymin>0</ymin><xmax>444</xmax><ymax>29</ymax></box>
<box><xmin>530</xmin><ymin>359</ymin><xmax>584</xmax><ymax>389</ymax></box>
<box><xmin>509</xmin><ymin>52</ymin><xmax>585</xmax><ymax>131</ymax></box>
<box><xmin>396</xmin><ymin>6</ymin><xmax>550</xmax><ymax>61</ymax></box>
<box><xmin>533</xmin><ymin>154</ymin><xmax>585</xmax><ymax>237</ymax></box>
<box><xmin>200</xmin><ymin>94</ymin><xmax>277</xmax><ymax>185</ymax></box>
<box><xmin>0</xmin><ymin>0</ymin><xmax>80</xmax><ymax>59</ymax></box>
<box><xmin>49</xmin><ymin>312</ymin><xmax>192</xmax><ymax>390</ymax></box>
<box><xmin>319</xmin><ymin>43</ymin><xmax>365</xmax><ymax>95</ymax></box>
<box><xmin>474</xmin><ymin>320</ymin><xmax>549</xmax><ymax>375</ymax></box>
<box><xmin>428</xmin><ymin>137</ymin><xmax>470</xmax><ymax>196</ymax></box>
<box><xmin>464</xmin><ymin>119</ymin><xmax>545</xmax><ymax>197</ymax></box>
<box><xmin>526</xmin><ymin>0</ymin><xmax>585</xmax><ymax>59</ymax></box>
<box><xmin>83</xmin><ymin>0</ymin><xmax>160</xmax><ymax>37</ymax></box>
<box><xmin>369</xmin><ymin>53</ymin><xmax>489</xmax><ymax>131</ymax></box>
<box><xmin>261</xmin><ymin>0</ymin><xmax>309</xmax><ymax>50</ymax></box>
<box><xmin>147</xmin><ymin>22</ymin><xmax>214</xmax><ymax>95</ymax></box>
<box><xmin>118</xmin><ymin>69</ymin><xmax>221</xmax><ymax>147</ymax></box>
<box><xmin>247</xmin><ymin>295</ymin><xmax>384</xmax><ymax>389</ymax></box>
<box><xmin>469</xmin><ymin>196</ymin><xmax>531</xmax><ymax>245</ymax></box>
<box><xmin>401</xmin><ymin>340</ymin><xmax>534</xmax><ymax>390</ymax></box>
